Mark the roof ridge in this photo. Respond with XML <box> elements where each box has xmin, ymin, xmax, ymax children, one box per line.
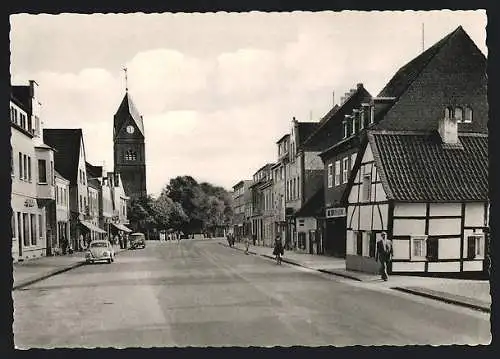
<box><xmin>377</xmin><ymin>26</ymin><xmax>459</xmax><ymax>98</ymax></box>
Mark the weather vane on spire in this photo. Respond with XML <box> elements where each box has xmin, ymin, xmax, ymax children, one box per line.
<box><xmin>123</xmin><ymin>67</ymin><xmax>128</xmax><ymax>92</ymax></box>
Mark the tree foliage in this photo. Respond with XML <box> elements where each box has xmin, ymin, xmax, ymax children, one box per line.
<box><xmin>127</xmin><ymin>176</ymin><xmax>233</xmax><ymax>236</ymax></box>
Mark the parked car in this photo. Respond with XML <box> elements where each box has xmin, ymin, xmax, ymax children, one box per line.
<box><xmin>85</xmin><ymin>240</ymin><xmax>115</xmax><ymax>264</ymax></box>
<box><xmin>129</xmin><ymin>232</ymin><xmax>146</xmax><ymax>249</ymax></box>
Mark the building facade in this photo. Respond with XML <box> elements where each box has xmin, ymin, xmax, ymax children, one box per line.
<box><xmin>305</xmin><ymin>83</ymin><xmax>373</xmax><ymax>257</ymax></box>
<box><xmin>43</xmin><ymin>129</ymin><xmax>94</xmax><ymax>251</ymax></box>
<box><xmin>54</xmin><ymin>171</ymin><xmax>70</xmax><ymax>254</ymax></box>
<box><xmin>346</xmin><ymin>125</ymin><xmax>488</xmax><ymax>276</ymax></box>
<box><xmin>320</xmin><ymin>26</ymin><xmax>486</xmax><ymax>258</ymax></box>
<box><xmin>113</xmin><ymin>92</ymin><xmax>147</xmax><ymax>201</ymax></box>
<box><xmin>284</xmin><ymin>117</ymin><xmax>321</xmax><ymax>252</ymax></box>
<box><xmin>232</xmin><ymin>180</ymin><xmax>253</xmax><ymax>240</ymax></box>
<box><xmin>10</xmin><ymin>81</ymin><xmax>55</xmax><ymax>262</ymax></box>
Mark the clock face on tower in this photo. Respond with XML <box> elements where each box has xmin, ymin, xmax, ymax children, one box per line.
<box><xmin>126</xmin><ymin>125</ymin><xmax>135</xmax><ymax>134</ymax></box>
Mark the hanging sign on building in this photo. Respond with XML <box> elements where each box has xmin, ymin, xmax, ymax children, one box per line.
<box><xmin>326</xmin><ymin>207</ymin><xmax>346</xmax><ymax>218</ymax></box>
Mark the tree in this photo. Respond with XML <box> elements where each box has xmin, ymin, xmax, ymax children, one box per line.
<box><xmin>154</xmin><ymin>193</ymin><xmax>188</xmax><ymax>231</ymax></box>
<box><xmin>128</xmin><ymin>195</ymin><xmax>157</xmax><ymax>233</ymax></box>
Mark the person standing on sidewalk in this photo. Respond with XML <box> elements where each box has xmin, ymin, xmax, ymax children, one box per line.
<box><xmin>376</xmin><ymin>232</ymin><xmax>393</xmax><ymax>281</ymax></box>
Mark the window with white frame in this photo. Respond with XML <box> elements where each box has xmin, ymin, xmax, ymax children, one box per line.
<box><xmin>464</xmin><ymin>106</ymin><xmax>473</xmax><ymax>123</ymax></box>
<box><xmin>351</xmin><ymin>116</ymin><xmax>357</xmax><ymax>135</ymax></box>
<box><xmin>411</xmin><ymin>236</ymin><xmax>427</xmax><ymax>260</ymax></box>
<box><xmin>335</xmin><ymin>160</ymin><xmax>341</xmax><ymax>186</ymax></box>
<box><xmin>370</xmin><ymin>106</ymin><xmax>375</xmax><ymax>125</ymax></box>
<box><xmin>454</xmin><ymin>106</ymin><xmax>463</xmax><ymax>122</ymax></box>
<box><xmin>362</xmin><ymin>173</ymin><xmax>371</xmax><ymax>202</ymax></box>
<box><xmin>327</xmin><ymin>163</ymin><xmax>333</xmax><ymax>188</ymax></box>
<box><xmin>342</xmin><ymin>157</ymin><xmax>349</xmax><ymax>183</ymax></box>
<box><xmin>342</xmin><ymin>121</ymin><xmax>348</xmax><ymax>139</ymax></box>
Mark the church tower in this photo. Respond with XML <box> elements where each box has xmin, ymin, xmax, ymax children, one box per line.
<box><xmin>113</xmin><ymin>80</ymin><xmax>147</xmax><ymax>200</ymax></box>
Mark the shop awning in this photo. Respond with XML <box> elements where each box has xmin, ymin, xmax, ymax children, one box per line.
<box><xmin>80</xmin><ymin>220</ymin><xmax>107</xmax><ymax>234</ymax></box>
<box><xmin>112</xmin><ymin>222</ymin><xmax>132</xmax><ymax>233</ymax></box>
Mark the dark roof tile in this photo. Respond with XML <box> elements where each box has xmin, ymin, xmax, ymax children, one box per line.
<box><xmin>370</xmin><ymin>131</ymin><xmax>488</xmax><ymax>202</ymax></box>
<box><xmin>43</xmin><ymin>129</ymin><xmax>83</xmax><ymax>184</ymax></box>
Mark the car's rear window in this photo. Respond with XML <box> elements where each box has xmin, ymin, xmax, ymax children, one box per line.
<box><xmin>90</xmin><ymin>242</ymin><xmax>108</xmax><ymax>248</ymax></box>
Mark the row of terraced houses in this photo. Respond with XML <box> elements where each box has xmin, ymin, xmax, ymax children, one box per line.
<box><xmin>231</xmin><ymin>26</ymin><xmax>489</xmax><ymax>277</ymax></box>
<box><xmin>9</xmin><ymin>81</ymin><xmax>146</xmax><ymax>262</ymax></box>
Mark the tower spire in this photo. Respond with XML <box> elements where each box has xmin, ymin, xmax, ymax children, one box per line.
<box><xmin>123</xmin><ymin>67</ymin><xmax>128</xmax><ymax>92</ymax></box>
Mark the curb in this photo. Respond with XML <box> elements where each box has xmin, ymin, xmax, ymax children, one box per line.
<box><xmin>392</xmin><ymin>287</ymin><xmax>491</xmax><ymax>313</ymax></box>
<box><xmin>13</xmin><ymin>247</ymin><xmax>129</xmax><ymax>291</ymax></box>
<box><xmin>13</xmin><ymin>261</ymin><xmax>86</xmax><ymax>291</ymax></box>
<box><xmin>317</xmin><ymin>269</ymin><xmax>364</xmax><ymax>281</ymax></box>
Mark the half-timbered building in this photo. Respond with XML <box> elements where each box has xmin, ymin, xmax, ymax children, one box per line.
<box><xmin>345</xmin><ymin>120</ymin><xmax>488</xmax><ymax>276</ymax></box>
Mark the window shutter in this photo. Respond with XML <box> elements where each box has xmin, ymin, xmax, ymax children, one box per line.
<box><xmin>356</xmin><ymin>232</ymin><xmax>363</xmax><ymax>256</ymax></box>
<box><xmin>426</xmin><ymin>237</ymin><xmax>439</xmax><ymax>261</ymax></box>
<box><xmin>369</xmin><ymin>232</ymin><xmax>376</xmax><ymax>258</ymax></box>
<box><xmin>467</xmin><ymin>236</ymin><xmax>476</xmax><ymax>260</ymax></box>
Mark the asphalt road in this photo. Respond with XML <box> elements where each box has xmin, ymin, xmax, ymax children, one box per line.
<box><xmin>13</xmin><ymin>239</ymin><xmax>491</xmax><ymax>348</ymax></box>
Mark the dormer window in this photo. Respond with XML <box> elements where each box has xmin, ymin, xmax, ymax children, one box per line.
<box><xmin>464</xmin><ymin>106</ymin><xmax>473</xmax><ymax>123</ymax></box>
<box><xmin>351</xmin><ymin>115</ymin><xmax>357</xmax><ymax>135</ymax></box>
<box><xmin>454</xmin><ymin>107</ymin><xmax>463</xmax><ymax>122</ymax></box>
<box><xmin>444</xmin><ymin>106</ymin><xmax>453</xmax><ymax>119</ymax></box>
<box><xmin>370</xmin><ymin>105</ymin><xmax>375</xmax><ymax>125</ymax></box>
<box><xmin>342</xmin><ymin>120</ymin><xmax>348</xmax><ymax>139</ymax></box>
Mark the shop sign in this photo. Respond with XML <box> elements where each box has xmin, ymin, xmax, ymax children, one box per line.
<box><xmin>326</xmin><ymin>207</ymin><xmax>346</xmax><ymax>218</ymax></box>
<box><xmin>24</xmin><ymin>198</ymin><xmax>36</xmax><ymax>208</ymax></box>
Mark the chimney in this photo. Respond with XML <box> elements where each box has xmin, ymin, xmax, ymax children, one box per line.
<box><xmin>357</xmin><ymin>83</ymin><xmax>363</xmax><ymax>90</ymax></box>
<box><xmin>438</xmin><ymin>113</ymin><xmax>459</xmax><ymax>144</ymax></box>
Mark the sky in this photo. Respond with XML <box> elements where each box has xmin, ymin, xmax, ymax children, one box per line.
<box><xmin>10</xmin><ymin>10</ymin><xmax>487</xmax><ymax>196</ymax></box>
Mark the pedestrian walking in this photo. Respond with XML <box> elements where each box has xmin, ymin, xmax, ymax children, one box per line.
<box><xmin>376</xmin><ymin>232</ymin><xmax>393</xmax><ymax>281</ymax></box>
<box><xmin>273</xmin><ymin>234</ymin><xmax>284</xmax><ymax>264</ymax></box>
<box><xmin>244</xmin><ymin>236</ymin><xmax>250</xmax><ymax>254</ymax></box>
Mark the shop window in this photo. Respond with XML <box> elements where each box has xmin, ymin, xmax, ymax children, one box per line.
<box><xmin>11</xmin><ymin>213</ymin><xmax>16</xmax><ymax>239</ymax></box>
<box><xmin>411</xmin><ymin>236</ymin><xmax>427</xmax><ymax>260</ymax></box>
<box><xmin>23</xmin><ymin>213</ymin><xmax>29</xmax><ymax>246</ymax></box>
<box><xmin>39</xmin><ymin>214</ymin><xmax>43</xmax><ymax>239</ymax></box>
<box><xmin>30</xmin><ymin>214</ymin><xmax>37</xmax><ymax>246</ymax></box>
<box><xmin>467</xmin><ymin>235</ymin><xmax>484</xmax><ymax>259</ymax></box>
<box><xmin>426</xmin><ymin>237</ymin><xmax>438</xmax><ymax>261</ymax></box>
<box><xmin>17</xmin><ymin>213</ymin><xmax>22</xmax><ymax>245</ymax></box>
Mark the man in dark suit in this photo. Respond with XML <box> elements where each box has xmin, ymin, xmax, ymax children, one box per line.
<box><xmin>376</xmin><ymin>232</ymin><xmax>393</xmax><ymax>281</ymax></box>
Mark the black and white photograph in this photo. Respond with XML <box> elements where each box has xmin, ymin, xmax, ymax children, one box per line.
<box><xmin>9</xmin><ymin>9</ymin><xmax>491</xmax><ymax>348</ymax></box>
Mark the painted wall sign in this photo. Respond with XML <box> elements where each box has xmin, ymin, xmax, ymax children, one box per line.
<box><xmin>326</xmin><ymin>207</ymin><xmax>346</xmax><ymax>218</ymax></box>
<box><xmin>24</xmin><ymin>198</ymin><xmax>36</xmax><ymax>207</ymax></box>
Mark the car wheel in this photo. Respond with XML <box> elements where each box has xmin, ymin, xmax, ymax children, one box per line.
<box><xmin>107</xmin><ymin>258</ymin><xmax>112</xmax><ymax>264</ymax></box>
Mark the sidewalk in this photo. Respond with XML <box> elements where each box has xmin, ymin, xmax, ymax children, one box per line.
<box><xmin>13</xmin><ymin>245</ymin><xmax>127</xmax><ymax>290</ymax></box>
<box><xmin>221</xmin><ymin>241</ymin><xmax>491</xmax><ymax>313</ymax></box>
